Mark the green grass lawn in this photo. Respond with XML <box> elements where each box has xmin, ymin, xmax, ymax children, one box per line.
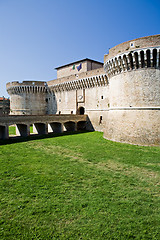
<box><xmin>9</xmin><ymin>126</ymin><xmax>16</xmax><ymax>135</ymax></box>
<box><xmin>0</xmin><ymin>132</ymin><xmax>160</xmax><ymax>239</ymax></box>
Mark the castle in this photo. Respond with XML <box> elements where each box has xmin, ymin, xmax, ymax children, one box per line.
<box><xmin>6</xmin><ymin>34</ymin><xmax>160</xmax><ymax>146</ymax></box>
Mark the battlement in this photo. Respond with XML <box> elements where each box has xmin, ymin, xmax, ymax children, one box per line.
<box><xmin>5</xmin><ymin>34</ymin><xmax>160</xmax><ymax>145</ymax></box>
<box><xmin>104</xmin><ymin>34</ymin><xmax>160</xmax><ymax>61</ymax></box>
<box><xmin>48</xmin><ymin>67</ymin><xmax>105</xmax><ymax>85</ymax></box>
<box><xmin>6</xmin><ymin>81</ymin><xmax>50</xmax><ymax>95</ymax></box>
<box><xmin>49</xmin><ymin>74</ymin><xmax>108</xmax><ymax>93</ymax></box>
<box><xmin>6</xmin><ymin>80</ymin><xmax>47</xmax><ymax>87</ymax></box>
<box><xmin>104</xmin><ymin>46</ymin><xmax>160</xmax><ymax>78</ymax></box>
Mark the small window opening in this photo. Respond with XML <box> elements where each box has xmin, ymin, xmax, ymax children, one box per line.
<box><xmin>71</xmin><ymin>111</ymin><xmax>73</xmax><ymax>114</ymax></box>
<box><xmin>46</xmin><ymin>98</ymin><xmax>48</xmax><ymax>102</ymax></box>
<box><xmin>101</xmin><ymin>96</ymin><xmax>103</xmax><ymax>99</ymax></box>
<box><xmin>99</xmin><ymin>116</ymin><xmax>103</xmax><ymax>124</ymax></box>
<box><xmin>59</xmin><ymin>99</ymin><xmax>61</xmax><ymax>102</ymax></box>
<box><xmin>78</xmin><ymin>107</ymin><xmax>85</xmax><ymax>115</ymax></box>
<box><xmin>59</xmin><ymin>111</ymin><xmax>61</xmax><ymax>115</ymax></box>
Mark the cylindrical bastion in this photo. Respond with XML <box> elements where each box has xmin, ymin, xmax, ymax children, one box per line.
<box><xmin>104</xmin><ymin>34</ymin><xmax>160</xmax><ymax>146</ymax></box>
<box><xmin>6</xmin><ymin>81</ymin><xmax>50</xmax><ymax>115</ymax></box>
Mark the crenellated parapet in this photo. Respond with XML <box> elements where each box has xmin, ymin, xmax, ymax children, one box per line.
<box><xmin>6</xmin><ymin>81</ymin><xmax>51</xmax><ymax>95</ymax></box>
<box><xmin>6</xmin><ymin>81</ymin><xmax>52</xmax><ymax>115</ymax></box>
<box><xmin>103</xmin><ymin>34</ymin><xmax>160</xmax><ymax>145</ymax></box>
<box><xmin>7</xmin><ymin>85</ymin><xmax>50</xmax><ymax>95</ymax></box>
<box><xmin>49</xmin><ymin>74</ymin><xmax>108</xmax><ymax>93</ymax></box>
<box><xmin>104</xmin><ymin>46</ymin><xmax>160</xmax><ymax>78</ymax></box>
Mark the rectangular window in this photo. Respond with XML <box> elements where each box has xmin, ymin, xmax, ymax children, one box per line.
<box><xmin>99</xmin><ymin>116</ymin><xmax>102</xmax><ymax>124</ymax></box>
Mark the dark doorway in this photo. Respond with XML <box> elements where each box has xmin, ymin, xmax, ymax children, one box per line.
<box><xmin>78</xmin><ymin>107</ymin><xmax>85</xmax><ymax>115</ymax></box>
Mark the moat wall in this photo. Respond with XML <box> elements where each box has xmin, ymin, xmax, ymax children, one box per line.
<box><xmin>104</xmin><ymin>110</ymin><xmax>159</xmax><ymax>146</ymax></box>
<box><xmin>109</xmin><ymin>69</ymin><xmax>160</xmax><ymax>108</ymax></box>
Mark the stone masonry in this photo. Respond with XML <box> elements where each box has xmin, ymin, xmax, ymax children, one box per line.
<box><xmin>6</xmin><ymin>35</ymin><xmax>160</xmax><ymax>146</ymax></box>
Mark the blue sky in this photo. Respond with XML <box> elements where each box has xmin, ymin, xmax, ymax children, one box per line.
<box><xmin>0</xmin><ymin>0</ymin><xmax>159</xmax><ymax>97</ymax></box>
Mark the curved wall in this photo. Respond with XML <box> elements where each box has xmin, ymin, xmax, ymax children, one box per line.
<box><xmin>104</xmin><ymin>34</ymin><xmax>160</xmax><ymax>61</ymax></box>
<box><xmin>104</xmin><ymin>110</ymin><xmax>159</xmax><ymax>146</ymax></box>
<box><xmin>7</xmin><ymin>81</ymin><xmax>51</xmax><ymax>115</ymax></box>
<box><xmin>5</xmin><ymin>34</ymin><xmax>160</xmax><ymax>145</ymax></box>
<box><xmin>109</xmin><ymin>68</ymin><xmax>160</xmax><ymax>108</ymax></box>
<box><xmin>104</xmin><ymin>35</ymin><xmax>160</xmax><ymax>145</ymax></box>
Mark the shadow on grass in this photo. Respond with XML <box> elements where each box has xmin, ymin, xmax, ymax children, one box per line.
<box><xmin>0</xmin><ymin>130</ymin><xmax>93</xmax><ymax>146</ymax></box>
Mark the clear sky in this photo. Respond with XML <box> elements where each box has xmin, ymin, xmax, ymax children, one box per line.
<box><xmin>0</xmin><ymin>0</ymin><xmax>159</xmax><ymax>97</ymax></box>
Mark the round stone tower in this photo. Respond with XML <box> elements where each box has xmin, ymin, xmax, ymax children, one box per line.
<box><xmin>6</xmin><ymin>81</ymin><xmax>52</xmax><ymax>115</ymax></box>
<box><xmin>104</xmin><ymin>34</ymin><xmax>160</xmax><ymax>145</ymax></box>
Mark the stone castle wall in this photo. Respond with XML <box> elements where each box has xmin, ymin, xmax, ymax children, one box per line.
<box><xmin>104</xmin><ymin>110</ymin><xmax>159</xmax><ymax>146</ymax></box>
<box><xmin>104</xmin><ymin>34</ymin><xmax>160</xmax><ymax>61</ymax></box>
<box><xmin>103</xmin><ymin>68</ymin><xmax>160</xmax><ymax>145</ymax></box>
<box><xmin>6</xmin><ymin>34</ymin><xmax>160</xmax><ymax>145</ymax></box>
<box><xmin>103</xmin><ymin>35</ymin><xmax>160</xmax><ymax>145</ymax></box>
<box><xmin>109</xmin><ymin>69</ymin><xmax>160</xmax><ymax>108</ymax></box>
<box><xmin>6</xmin><ymin>81</ymin><xmax>54</xmax><ymax>115</ymax></box>
<box><xmin>48</xmin><ymin>67</ymin><xmax>105</xmax><ymax>85</ymax></box>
